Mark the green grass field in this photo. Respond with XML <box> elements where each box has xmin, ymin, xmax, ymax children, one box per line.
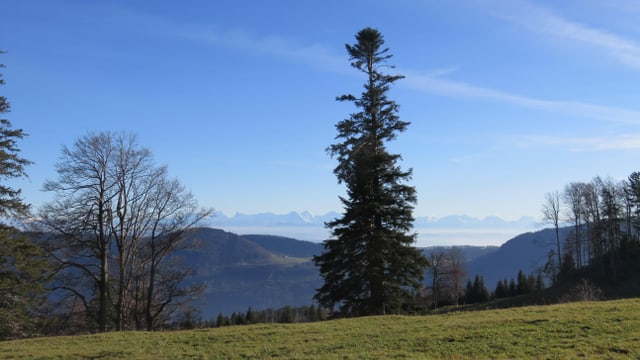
<box><xmin>2</xmin><ymin>299</ymin><xmax>639</xmax><ymax>359</ymax></box>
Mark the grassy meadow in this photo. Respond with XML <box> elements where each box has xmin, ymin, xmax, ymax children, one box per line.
<box><xmin>2</xmin><ymin>299</ymin><xmax>639</xmax><ymax>359</ymax></box>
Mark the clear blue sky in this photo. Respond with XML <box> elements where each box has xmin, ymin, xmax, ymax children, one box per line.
<box><xmin>3</xmin><ymin>0</ymin><xmax>640</xmax><ymax>221</ymax></box>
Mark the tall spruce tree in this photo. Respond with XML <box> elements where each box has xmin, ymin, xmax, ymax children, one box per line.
<box><xmin>0</xmin><ymin>54</ymin><xmax>31</xmax><ymax>218</ymax></box>
<box><xmin>0</xmin><ymin>52</ymin><xmax>48</xmax><ymax>339</ymax></box>
<box><xmin>313</xmin><ymin>28</ymin><xmax>428</xmax><ymax>317</ymax></box>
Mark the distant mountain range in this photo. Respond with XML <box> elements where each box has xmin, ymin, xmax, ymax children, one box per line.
<box><xmin>181</xmin><ymin>225</ymin><xmax>557</xmax><ymax>318</ymax></box>
<box><xmin>209</xmin><ymin>211</ymin><xmax>339</xmax><ymax>227</ymax></box>
<box><xmin>207</xmin><ymin>211</ymin><xmax>541</xmax><ymax>246</ymax></box>
<box><xmin>208</xmin><ymin>211</ymin><xmax>539</xmax><ymax>230</ymax></box>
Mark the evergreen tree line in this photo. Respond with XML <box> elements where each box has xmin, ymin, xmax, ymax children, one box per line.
<box><xmin>494</xmin><ymin>270</ymin><xmax>545</xmax><ymax>299</ymax></box>
<box><xmin>542</xmin><ymin>172</ymin><xmax>640</xmax><ymax>284</ymax></box>
<box><xmin>173</xmin><ymin>305</ymin><xmax>329</xmax><ymax>330</ymax></box>
<box><xmin>463</xmin><ymin>269</ymin><xmax>545</xmax><ymax>305</ymax></box>
<box><xmin>463</xmin><ymin>275</ymin><xmax>490</xmax><ymax>304</ymax></box>
<box><xmin>423</xmin><ymin>247</ymin><xmax>546</xmax><ymax>308</ymax></box>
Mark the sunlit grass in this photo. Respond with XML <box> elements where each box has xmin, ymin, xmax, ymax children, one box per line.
<box><xmin>2</xmin><ymin>299</ymin><xmax>639</xmax><ymax>359</ymax></box>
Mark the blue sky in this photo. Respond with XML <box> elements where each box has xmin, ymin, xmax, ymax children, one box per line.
<box><xmin>3</xmin><ymin>0</ymin><xmax>640</xmax><ymax>223</ymax></box>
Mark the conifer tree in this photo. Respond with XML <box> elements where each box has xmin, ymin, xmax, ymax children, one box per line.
<box><xmin>313</xmin><ymin>28</ymin><xmax>428</xmax><ymax>316</ymax></box>
<box><xmin>466</xmin><ymin>275</ymin><xmax>489</xmax><ymax>303</ymax></box>
<box><xmin>509</xmin><ymin>278</ymin><xmax>517</xmax><ymax>296</ymax></box>
<box><xmin>535</xmin><ymin>272</ymin><xmax>545</xmax><ymax>291</ymax></box>
<box><xmin>215</xmin><ymin>312</ymin><xmax>225</xmax><ymax>327</ymax></box>
<box><xmin>0</xmin><ymin>54</ymin><xmax>31</xmax><ymax>218</ymax></box>
<box><xmin>0</xmin><ymin>52</ymin><xmax>48</xmax><ymax>339</ymax></box>
<box><xmin>494</xmin><ymin>280</ymin><xmax>507</xmax><ymax>298</ymax></box>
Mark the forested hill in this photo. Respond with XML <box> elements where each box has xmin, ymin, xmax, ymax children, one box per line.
<box><xmin>180</xmin><ymin>228</ymin><xmax>321</xmax><ymax>317</ymax></box>
<box><xmin>466</xmin><ymin>227</ymin><xmax>570</xmax><ymax>287</ymax></box>
<box><xmin>179</xmin><ymin>227</ymin><xmax>557</xmax><ymax>317</ymax></box>
<box><xmin>181</xmin><ymin>228</ymin><xmax>277</xmax><ymax>267</ymax></box>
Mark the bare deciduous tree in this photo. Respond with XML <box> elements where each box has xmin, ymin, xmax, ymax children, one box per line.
<box><xmin>563</xmin><ymin>182</ymin><xmax>586</xmax><ymax>270</ymax></box>
<box><xmin>41</xmin><ymin>133</ymin><xmax>116</xmax><ymax>332</ymax></box>
<box><xmin>446</xmin><ymin>247</ymin><xmax>466</xmax><ymax>307</ymax></box>
<box><xmin>427</xmin><ymin>251</ymin><xmax>447</xmax><ymax>309</ymax></box>
<box><xmin>426</xmin><ymin>248</ymin><xmax>466</xmax><ymax>308</ymax></box>
<box><xmin>39</xmin><ymin>132</ymin><xmax>212</xmax><ymax>332</ymax></box>
<box><xmin>138</xmin><ymin>176</ymin><xmax>208</xmax><ymax>331</ymax></box>
<box><xmin>541</xmin><ymin>190</ymin><xmax>562</xmax><ymax>281</ymax></box>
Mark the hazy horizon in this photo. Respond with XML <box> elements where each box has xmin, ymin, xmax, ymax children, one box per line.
<box><xmin>206</xmin><ymin>210</ymin><xmax>543</xmax><ymax>247</ymax></box>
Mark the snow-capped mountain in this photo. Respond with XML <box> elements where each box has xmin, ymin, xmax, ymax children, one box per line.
<box><xmin>209</xmin><ymin>211</ymin><xmax>340</xmax><ymax>227</ymax></box>
<box><xmin>210</xmin><ymin>211</ymin><xmax>537</xmax><ymax>230</ymax></box>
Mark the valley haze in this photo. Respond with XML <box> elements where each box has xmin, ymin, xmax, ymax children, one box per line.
<box><xmin>208</xmin><ymin>211</ymin><xmax>541</xmax><ymax>247</ymax></box>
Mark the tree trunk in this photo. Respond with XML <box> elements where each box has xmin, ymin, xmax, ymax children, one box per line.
<box><xmin>145</xmin><ymin>242</ymin><xmax>156</xmax><ymax>331</ymax></box>
<box><xmin>99</xmin><ymin>243</ymin><xmax>108</xmax><ymax>332</ymax></box>
<box><xmin>554</xmin><ymin>224</ymin><xmax>561</xmax><ymax>278</ymax></box>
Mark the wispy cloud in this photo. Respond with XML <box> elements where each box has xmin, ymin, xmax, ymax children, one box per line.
<box><xmin>490</xmin><ymin>0</ymin><xmax>640</xmax><ymax>69</ymax></box>
<box><xmin>102</xmin><ymin>4</ymin><xmax>348</xmax><ymax>73</ymax></box>
<box><xmin>176</xmin><ymin>24</ymin><xmax>347</xmax><ymax>73</ymax></box>
<box><xmin>403</xmin><ymin>71</ymin><xmax>640</xmax><ymax>125</ymax></box>
<box><xmin>116</xmin><ymin>6</ymin><xmax>640</xmax><ymax>126</ymax></box>
<box><xmin>517</xmin><ymin>133</ymin><xmax>640</xmax><ymax>152</ymax></box>
<box><xmin>179</xmin><ymin>18</ymin><xmax>640</xmax><ymax>126</ymax></box>
<box><xmin>449</xmin><ymin>133</ymin><xmax>640</xmax><ymax>163</ymax></box>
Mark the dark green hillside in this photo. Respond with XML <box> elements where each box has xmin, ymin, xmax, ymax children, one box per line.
<box><xmin>183</xmin><ymin>228</ymin><xmax>275</xmax><ymax>268</ymax></box>
<box><xmin>558</xmin><ymin>242</ymin><xmax>640</xmax><ymax>300</ymax></box>
<box><xmin>181</xmin><ymin>228</ymin><xmax>557</xmax><ymax>317</ymax></box>
<box><xmin>184</xmin><ymin>227</ymin><xmax>625</xmax><ymax>318</ymax></box>
<box><xmin>242</xmin><ymin>234</ymin><xmax>322</xmax><ymax>258</ymax></box>
<box><xmin>466</xmin><ymin>227</ymin><xmax>571</xmax><ymax>287</ymax></box>
<box><xmin>198</xmin><ymin>262</ymin><xmax>320</xmax><ymax>317</ymax></box>
<box><xmin>443</xmin><ymin>239</ymin><xmax>640</xmax><ymax>313</ymax></box>
<box><xmin>180</xmin><ymin>228</ymin><xmax>321</xmax><ymax>317</ymax></box>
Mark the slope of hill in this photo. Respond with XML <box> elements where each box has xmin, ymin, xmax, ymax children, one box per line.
<box><xmin>241</xmin><ymin>234</ymin><xmax>322</xmax><ymax>258</ymax></box>
<box><xmin>183</xmin><ymin>227</ymin><xmax>275</xmax><ymax>267</ymax></box>
<box><xmin>182</xmin><ymin>229</ymin><xmax>321</xmax><ymax>317</ymax></box>
<box><xmin>181</xmin><ymin>227</ymin><xmax>565</xmax><ymax>317</ymax></box>
<box><xmin>465</xmin><ymin>227</ymin><xmax>571</xmax><ymax>288</ymax></box>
